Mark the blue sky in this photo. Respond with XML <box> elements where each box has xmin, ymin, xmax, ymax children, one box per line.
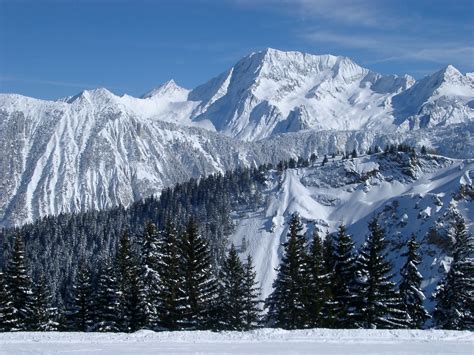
<box><xmin>1</xmin><ymin>0</ymin><xmax>473</xmax><ymax>99</ymax></box>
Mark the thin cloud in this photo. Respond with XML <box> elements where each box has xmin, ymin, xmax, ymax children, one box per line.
<box><xmin>0</xmin><ymin>76</ymin><xmax>124</xmax><ymax>91</ymax></box>
<box><xmin>303</xmin><ymin>30</ymin><xmax>474</xmax><ymax>68</ymax></box>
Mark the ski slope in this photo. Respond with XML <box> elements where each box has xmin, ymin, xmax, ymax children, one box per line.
<box><xmin>0</xmin><ymin>329</ymin><xmax>472</xmax><ymax>354</ymax></box>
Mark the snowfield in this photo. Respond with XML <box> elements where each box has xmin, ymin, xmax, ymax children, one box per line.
<box><xmin>0</xmin><ymin>329</ymin><xmax>472</xmax><ymax>354</ymax></box>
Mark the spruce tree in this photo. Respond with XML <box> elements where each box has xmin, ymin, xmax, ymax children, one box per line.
<box><xmin>321</xmin><ymin>232</ymin><xmax>337</xmax><ymax>328</ymax></box>
<box><xmin>93</xmin><ymin>258</ymin><xmax>121</xmax><ymax>332</ymax></box>
<box><xmin>242</xmin><ymin>255</ymin><xmax>261</xmax><ymax>330</ymax></box>
<box><xmin>434</xmin><ymin>217</ymin><xmax>474</xmax><ymax>330</ymax></box>
<box><xmin>0</xmin><ymin>270</ymin><xmax>15</xmax><ymax>331</ymax></box>
<box><xmin>157</xmin><ymin>220</ymin><xmax>184</xmax><ymax>330</ymax></box>
<box><xmin>265</xmin><ymin>213</ymin><xmax>307</xmax><ymax>329</ymax></box>
<box><xmin>356</xmin><ymin>218</ymin><xmax>406</xmax><ymax>329</ymax></box>
<box><xmin>217</xmin><ymin>244</ymin><xmax>246</xmax><ymax>330</ymax></box>
<box><xmin>65</xmin><ymin>262</ymin><xmax>94</xmax><ymax>331</ymax></box>
<box><xmin>179</xmin><ymin>218</ymin><xmax>219</xmax><ymax>330</ymax></box>
<box><xmin>5</xmin><ymin>233</ymin><xmax>33</xmax><ymax>330</ymax></box>
<box><xmin>332</xmin><ymin>224</ymin><xmax>359</xmax><ymax>328</ymax></box>
<box><xmin>116</xmin><ymin>231</ymin><xmax>142</xmax><ymax>332</ymax></box>
<box><xmin>138</xmin><ymin>222</ymin><xmax>161</xmax><ymax>329</ymax></box>
<box><xmin>31</xmin><ymin>275</ymin><xmax>58</xmax><ymax>331</ymax></box>
<box><xmin>399</xmin><ymin>234</ymin><xmax>430</xmax><ymax>329</ymax></box>
<box><xmin>303</xmin><ymin>230</ymin><xmax>325</xmax><ymax>327</ymax></box>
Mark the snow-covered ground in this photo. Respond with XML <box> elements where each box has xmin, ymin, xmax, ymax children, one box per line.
<box><xmin>0</xmin><ymin>329</ymin><xmax>472</xmax><ymax>354</ymax></box>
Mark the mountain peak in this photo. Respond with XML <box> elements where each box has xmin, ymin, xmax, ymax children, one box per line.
<box><xmin>67</xmin><ymin>87</ymin><xmax>115</xmax><ymax>104</ymax></box>
<box><xmin>141</xmin><ymin>79</ymin><xmax>188</xmax><ymax>99</ymax></box>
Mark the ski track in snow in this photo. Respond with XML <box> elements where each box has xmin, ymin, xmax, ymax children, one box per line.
<box><xmin>0</xmin><ymin>329</ymin><xmax>472</xmax><ymax>355</ymax></box>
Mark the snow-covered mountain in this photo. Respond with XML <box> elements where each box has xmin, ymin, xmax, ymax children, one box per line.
<box><xmin>189</xmin><ymin>48</ymin><xmax>473</xmax><ymax>141</ymax></box>
<box><xmin>1</xmin><ymin>48</ymin><xmax>473</xmax><ymax>227</ymax></box>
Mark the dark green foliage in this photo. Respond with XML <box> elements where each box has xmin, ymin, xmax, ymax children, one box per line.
<box><xmin>93</xmin><ymin>259</ymin><xmax>121</xmax><ymax>332</ymax></box>
<box><xmin>242</xmin><ymin>255</ymin><xmax>261</xmax><ymax>330</ymax></box>
<box><xmin>4</xmin><ymin>234</ymin><xmax>33</xmax><ymax>330</ymax></box>
<box><xmin>218</xmin><ymin>244</ymin><xmax>246</xmax><ymax>330</ymax></box>
<box><xmin>303</xmin><ymin>230</ymin><xmax>325</xmax><ymax>327</ymax></box>
<box><xmin>156</xmin><ymin>220</ymin><xmax>184</xmax><ymax>330</ymax></box>
<box><xmin>116</xmin><ymin>231</ymin><xmax>142</xmax><ymax>332</ymax></box>
<box><xmin>179</xmin><ymin>219</ymin><xmax>219</xmax><ymax>330</ymax></box>
<box><xmin>265</xmin><ymin>213</ymin><xmax>307</xmax><ymax>329</ymax></box>
<box><xmin>332</xmin><ymin>225</ymin><xmax>359</xmax><ymax>328</ymax></box>
<box><xmin>321</xmin><ymin>232</ymin><xmax>337</xmax><ymax>328</ymax></box>
<box><xmin>0</xmin><ymin>270</ymin><xmax>15</xmax><ymax>331</ymax></box>
<box><xmin>399</xmin><ymin>234</ymin><xmax>430</xmax><ymax>329</ymax></box>
<box><xmin>65</xmin><ymin>262</ymin><xmax>94</xmax><ymax>331</ymax></box>
<box><xmin>31</xmin><ymin>275</ymin><xmax>58</xmax><ymax>331</ymax></box>
<box><xmin>356</xmin><ymin>218</ymin><xmax>406</xmax><ymax>329</ymax></box>
<box><xmin>434</xmin><ymin>217</ymin><xmax>474</xmax><ymax>330</ymax></box>
<box><xmin>322</xmin><ymin>155</ymin><xmax>328</xmax><ymax>166</ymax></box>
<box><xmin>351</xmin><ymin>149</ymin><xmax>357</xmax><ymax>159</ymax></box>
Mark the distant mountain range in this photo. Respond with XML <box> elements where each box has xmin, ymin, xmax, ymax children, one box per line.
<box><xmin>1</xmin><ymin>48</ymin><xmax>473</xmax><ymax>226</ymax></box>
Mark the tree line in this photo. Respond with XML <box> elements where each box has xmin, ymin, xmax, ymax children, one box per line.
<box><xmin>0</xmin><ymin>219</ymin><xmax>261</xmax><ymax>332</ymax></box>
<box><xmin>0</xmin><ymin>213</ymin><xmax>472</xmax><ymax>332</ymax></box>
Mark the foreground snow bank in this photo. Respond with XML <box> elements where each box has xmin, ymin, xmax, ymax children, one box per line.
<box><xmin>0</xmin><ymin>328</ymin><xmax>472</xmax><ymax>354</ymax></box>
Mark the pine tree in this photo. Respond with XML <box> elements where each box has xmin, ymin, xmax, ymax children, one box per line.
<box><xmin>138</xmin><ymin>222</ymin><xmax>161</xmax><ymax>329</ymax></box>
<box><xmin>0</xmin><ymin>270</ymin><xmax>15</xmax><ymax>331</ymax></box>
<box><xmin>93</xmin><ymin>258</ymin><xmax>121</xmax><ymax>332</ymax></box>
<box><xmin>242</xmin><ymin>255</ymin><xmax>261</xmax><ymax>330</ymax></box>
<box><xmin>399</xmin><ymin>234</ymin><xmax>430</xmax><ymax>329</ymax></box>
<box><xmin>179</xmin><ymin>218</ymin><xmax>219</xmax><ymax>330</ymax></box>
<box><xmin>332</xmin><ymin>224</ymin><xmax>359</xmax><ymax>328</ymax></box>
<box><xmin>356</xmin><ymin>218</ymin><xmax>406</xmax><ymax>329</ymax></box>
<box><xmin>157</xmin><ymin>220</ymin><xmax>184</xmax><ymax>330</ymax></box>
<box><xmin>116</xmin><ymin>231</ymin><xmax>142</xmax><ymax>332</ymax></box>
<box><xmin>4</xmin><ymin>234</ymin><xmax>34</xmax><ymax>330</ymax></box>
<box><xmin>434</xmin><ymin>217</ymin><xmax>474</xmax><ymax>330</ymax></box>
<box><xmin>303</xmin><ymin>230</ymin><xmax>325</xmax><ymax>327</ymax></box>
<box><xmin>217</xmin><ymin>244</ymin><xmax>246</xmax><ymax>330</ymax></box>
<box><xmin>265</xmin><ymin>213</ymin><xmax>307</xmax><ymax>329</ymax></box>
<box><xmin>31</xmin><ymin>275</ymin><xmax>58</xmax><ymax>331</ymax></box>
<box><xmin>65</xmin><ymin>262</ymin><xmax>94</xmax><ymax>331</ymax></box>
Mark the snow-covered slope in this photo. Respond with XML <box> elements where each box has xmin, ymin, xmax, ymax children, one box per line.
<box><xmin>229</xmin><ymin>152</ymin><xmax>473</xmax><ymax>304</ymax></box>
<box><xmin>1</xmin><ymin>329</ymin><xmax>472</xmax><ymax>355</ymax></box>
<box><xmin>0</xmin><ymin>93</ymin><xmax>256</xmax><ymax>227</ymax></box>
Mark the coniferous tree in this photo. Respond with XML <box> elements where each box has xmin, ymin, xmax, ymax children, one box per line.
<box><xmin>321</xmin><ymin>232</ymin><xmax>337</xmax><ymax>328</ymax></box>
<box><xmin>65</xmin><ymin>262</ymin><xmax>94</xmax><ymax>331</ymax></box>
<box><xmin>179</xmin><ymin>218</ymin><xmax>219</xmax><ymax>330</ymax></box>
<box><xmin>399</xmin><ymin>234</ymin><xmax>430</xmax><ymax>329</ymax></box>
<box><xmin>31</xmin><ymin>275</ymin><xmax>58</xmax><ymax>331</ymax></box>
<box><xmin>218</xmin><ymin>244</ymin><xmax>246</xmax><ymax>330</ymax></box>
<box><xmin>265</xmin><ymin>213</ymin><xmax>307</xmax><ymax>329</ymax></box>
<box><xmin>116</xmin><ymin>231</ymin><xmax>142</xmax><ymax>332</ymax></box>
<box><xmin>242</xmin><ymin>255</ymin><xmax>261</xmax><ymax>330</ymax></box>
<box><xmin>5</xmin><ymin>234</ymin><xmax>33</xmax><ymax>330</ymax></box>
<box><xmin>356</xmin><ymin>218</ymin><xmax>406</xmax><ymax>329</ymax></box>
<box><xmin>332</xmin><ymin>224</ymin><xmax>359</xmax><ymax>328</ymax></box>
<box><xmin>157</xmin><ymin>220</ymin><xmax>184</xmax><ymax>330</ymax></box>
<box><xmin>434</xmin><ymin>217</ymin><xmax>474</xmax><ymax>330</ymax></box>
<box><xmin>303</xmin><ymin>230</ymin><xmax>325</xmax><ymax>327</ymax></box>
<box><xmin>93</xmin><ymin>258</ymin><xmax>121</xmax><ymax>332</ymax></box>
<box><xmin>138</xmin><ymin>222</ymin><xmax>161</xmax><ymax>329</ymax></box>
<box><xmin>0</xmin><ymin>270</ymin><xmax>15</xmax><ymax>331</ymax></box>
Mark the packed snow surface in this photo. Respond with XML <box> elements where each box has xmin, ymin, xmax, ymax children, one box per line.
<box><xmin>0</xmin><ymin>329</ymin><xmax>472</xmax><ymax>354</ymax></box>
